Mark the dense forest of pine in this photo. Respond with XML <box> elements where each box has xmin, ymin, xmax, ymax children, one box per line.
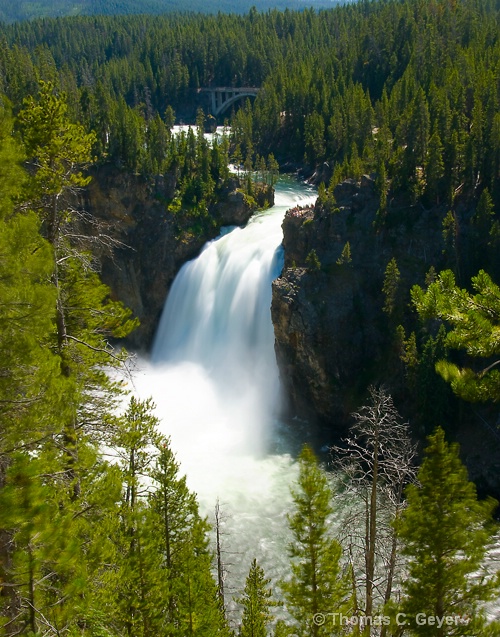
<box><xmin>0</xmin><ymin>0</ymin><xmax>498</xmax><ymax>207</ymax></box>
<box><xmin>1</xmin><ymin>0</ymin><xmax>500</xmax><ymax>634</ymax></box>
<box><xmin>0</xmin><ymin>0</ymin><xmax>345</xmax><ymax>24</ymax></box>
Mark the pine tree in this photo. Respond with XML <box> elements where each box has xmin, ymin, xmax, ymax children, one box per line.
<box><xmin>281</xmin><ymin>445</ymin><xmax>352</xmax><ymax>637</ymax></box>
<box><xmin>382</xmin><ymin>258</ymin><xmax>401</xmax><ymax>317</ymax></box>
<box><xmin>425</xmin><ymin>131</ymin><xmax>445</xmax><ymax>204</ymax></box>
<box><xmin>0</xmin><ymin>104</ymin><xmax>70</xmax><ymax>631</ymax></box>
<box><xmin>0</xmin><ymin>446</ymin><xmax>120</xmax><ymax>635</ymax></box>
<box><xmin>106</xmin><ymin>398</ymin><xmax>170</xmax><ymax>637</ymax></box>
<box><xmin>237</xmin><ymin>559</ymin><xmax>276</xmax><ymax>637</ymax></box>
<box><xmin>149</xmin><ymin>438</ymin><xmax>228</xmax><ymax>636</ymax></box>
<box><xmin>472</xmin><ymin>188</ymin><xmax>495</xmax><ymax>270</ymax></box>
<box><xmin>441</xmin><ymin>211</ymin><xmax>460</xmax><ymax>277</ymax></box>
<box><xmin>336</xmin><ymin>241</ymin><xmax>352</xmax><ymax>265</ymax></box>
<box><xmin>412</xmin><ymin>269</ymin><xmax>500</xmax><ymax>402</ymax></box>
<box><xmin>267</xmin><ymin>154</ymin><xmax>279</xmax><ymax>187</ymax></box>
<box><xmin>17</xmin><ymin>81</ymin><xmax>137</xmax><ymax>492</ymax></box>
<box><xmin>306</xmin><ymin>249</ymin><xmax>321</xmax><ymax>272</ymax></box>
<box><xmin>396</xmin><ymin>427</ymin><xmax>499</xmax><ymax>636</ymax></box>
<box><xmin>0</xmin><ymin>103</ymin><xmax>60</xmax><ymax>452</ymax></box>
<box><xmin>473</xmin><ymin>188</ymin><xmax>494</xmax><ymax>235</ymax></box>
<box><xmin>273</xmin><ymin>620</ymin><xmax>294</xmax><ymax>637</ymax></box>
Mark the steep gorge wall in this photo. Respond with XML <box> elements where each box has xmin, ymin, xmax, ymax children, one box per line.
<box><xmin>273</xmin><ymin>176</ymin><xmax>438</xmax><ymax>427</ymax></box>
<box><xmin>84</xmin><ymin>165</ymin><xmax>273</xmax><ymax>351</ymax></box>
<box><xmin>271</xmin><ymin>176</ymin><xmax>500</xmax><ymax>494</ymax></box>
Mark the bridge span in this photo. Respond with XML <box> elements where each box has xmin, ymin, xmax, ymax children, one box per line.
<box><xmin>199</xmin><ymin>87</ymin><xmax>260</xmax><ymax>117</ymax></box>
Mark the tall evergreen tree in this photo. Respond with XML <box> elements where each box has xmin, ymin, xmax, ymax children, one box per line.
<box><xmin>106</xmin><ymin>398</ymin><xmax>168</xmax><ymax>637</ymax></box>
<box><xmin>382</xmin><ymin>258</ymin><xmax>401</xmax><ymax>318</ymax></box>
<box><xmin>396</xmin><ymin>427</ymin><xmax>499</xmax><ymax>636</ymax></box>
<box><xmin>17</xmin><ymin>81</ymin><xmax>137</xmax><ymax>494</ymax></box>
<box><xmin>237</xmin><ymin>559</ymin><xmax>276</xmax><ymax>637</ymax></box>
<box><xmin>0</xmin><ymin>103</ymin><xmax>60</xmax><ymax>452</ymax></box>
<box><xmin>425</xmin><ymin>131</ymin><xmax>445</xmax><ymax>203</ymax></box>
<box><xmin>149</xmin><ymin>439</ymin><xmax>229</xmax><ymax>637</ymax></box>
<box><xmin>281</xmin><ymin>445</ymin><xmax>352</xmax><ymax>637</ymax></box>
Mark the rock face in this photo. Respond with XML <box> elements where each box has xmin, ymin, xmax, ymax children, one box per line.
<box><xmin>272</xmin><ymin>176</ymin><xmax>447</xmax><ymax>432</ymax></box>
<box><xmin>84</xmin><ymin>166</ymin><xmax>272</xmax><ymax>351</ymax></box>
<box><xmin>272</xmin><ymin>175</ymin><xmax>500</xmax><ymax>497</ymax></box>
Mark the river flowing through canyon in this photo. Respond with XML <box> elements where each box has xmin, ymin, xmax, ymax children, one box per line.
<box><xmin>129</xmin><ymin>174</ymin><xmax>500</xmax><ymax>626</ymax></box>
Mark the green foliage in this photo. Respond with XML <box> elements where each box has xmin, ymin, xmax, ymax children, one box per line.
<box><xmin>18</xmin><ymin>80</ymin><xmax>95</xmax><ymax>196</ymax></box>
<box><xmin>304</xmin><ymin>112</ymin><xmax>325</xmax><ymax>164</ymax></box>
<box><xmin>0</xmin><ymin>0</ymin><xmax>496</xmax><ymax>208</ymax></box>
<box><xmin>396</xmin><ymin>427</ymin><xmax>499</xmax><ymax>636</ymax></box>
<box><xmin>306</xmin><ymin>248</ymin><xmax>321</xmax><ymax>272</ymax></box>
<box><xmin>0</xmin><ymin>106</ymin><xmax>62</xmax><ymax>450</ymax></box>
<box><xmin>12</xmin><ymin>86</ymin><xmax>140</xmax><ymax>521</ymax></box>
<box><xmin>0</xmin><ymin>453</ymin><xmax>85</xmax><ymax>634</ymax></box>
<box><xmin>424</xmin><ymin>131</ymin><xmax>445</xmax><ymax>204</ymax></box>
<box><xmin>149</xmin><ymin>438</ymin><xmax>227</xmax><ymax>636</ymax></box>
<box><xmin>281</xmin><ymin>445</ymin><xmax>352</xmax><ymax>637</ymax></box>
<box><xmin>1</xmin><ymin>3</ymin><xmax>500</xmax><ymax>634</ymax></box>
<box><xmin>237</xmin><ymin>559</ymin><xmax>277</xmax><ymax>637</ymax></box>
<box><xmin>414</xmin><ymin>327</ymin><xmax>453</xmax><ymax>435</ymax></box>
<box><xmin>273</xmin><ymin>620</ymin><xmax>295</xmax><ymax>636</ymax></box>
<box><xmin>0</xmin><ymin>0</ymin><xmax>494</xmax><ymax>206</ymax></box>
<box><xmin>442</xmin><ymin>210</ymin><xmax>460</xmax><ymax>274</ymax></box>
<box><xmin>267</xmin><ymin>154</ymin><xmax>280</xmax><ymax>187</ymax></box>
<box><xmin>336</xmin><ymin>241</ymin><xmax>352</xmax><ymax>266</ymax></box>
<box><xmin>382</xmin><ymin>258</ymin><xmax>401</xmax><ymax>316</ymax></box>
<box><xmin>474</xmin><ymin>188</ymin><xmax>495</xmax><ymax>233</ymax></box>
<box><xmin>412</xmin><ymin>269</ymin><xmax>500</xmax><ymax>402</ymax></box>
<box><xmin>317</xmin><ymin>182</ymin><xmax>327</xmax><ymax>205</ymax></box>
<box><xmin>98</xmin><ymin>399</ymin><xmax>228</xmax><ymax>637</ymax></box>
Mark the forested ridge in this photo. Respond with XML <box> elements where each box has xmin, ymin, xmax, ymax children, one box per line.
<box><xmin>0</xmin><ymin>0</ymin><xmax>499</xmax><ymax>204</ymax></box>
<box><xmin>1</xmin><ymin>0</ymin><xmax>500</xmax><ymax>634</ymax></box>
<box><xmin>0</xmin><ymin>0</ymin><xmax>345</xmax><ymax>24</ymax></box>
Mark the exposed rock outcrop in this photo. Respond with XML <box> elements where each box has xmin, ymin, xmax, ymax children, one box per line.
<box><xmin>84</xmin><ymin>166</ymin><xmax>273</xmax><ymax>351</ymax></box>
<box><xmin>273</xmin><ymin>176</ymin><xmax>449</xmax><ymax>430</ymax></box>
<box><xmin>272</xmin><ymin>175</ymin><xmax>500</xmax><ymax>496</ymax></box>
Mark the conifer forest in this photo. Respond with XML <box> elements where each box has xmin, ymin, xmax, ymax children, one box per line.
<box><xmin>1</xmin><ymin>0</ymin><xmax>500</xmax><ymax>635</ymax></box>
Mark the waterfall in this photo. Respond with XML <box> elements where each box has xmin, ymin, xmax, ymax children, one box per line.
<box><xmin>132</xmin><ymin>178</ymin><xmax>316</xmax><ymax>608</ymax></box>
<box><xmin>132</xmin><ymin>179</ymin><xmax>500</xmax><ymax>624</ymax></box>
<box><xmin>145</xmin><ymin>180</ymin><xmax>316</xmax><ymax>461</ymax></box>
<box><xmin>151</xmin><ymin>210</ymin><xmax>285</xmax><ymax>449</ymax></box>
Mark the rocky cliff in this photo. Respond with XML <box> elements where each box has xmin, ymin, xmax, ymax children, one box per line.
<box><xmin>273</xmin><ymin>176</ymin><xmax>437</xmax><ymax>428</ymax></box>
<box><xmin>271</xmin><ymin>176</ymin><xmax>500</xmax><ymax>497</ymax></box>
<box><xmin>84</xmin><ymin>165</ymin><xmax>273</xmax><ymax>351</ymax></box>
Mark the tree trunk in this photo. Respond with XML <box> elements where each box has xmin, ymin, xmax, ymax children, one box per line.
<box><xmin>215</xmin><ymin>500</ymin><xmax>224</xmax><ymax>609</ymax></box>
<box><xmin>365</xmin><ymin>432</ymin><xmax>378</xmax><ymax>635</ymax></box>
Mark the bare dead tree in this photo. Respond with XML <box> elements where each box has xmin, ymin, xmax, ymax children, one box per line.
<box><xmin>214</xmin><ymin>497</ymin><xmax>236</xmax><ymax>619</ymax></box>
<box><xmin>331</xmin><ymin>386</ymin><xmax>417</xmax><ymax>636</ymax></box>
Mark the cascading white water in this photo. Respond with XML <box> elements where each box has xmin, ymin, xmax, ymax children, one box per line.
<box><xmin>151</xmin><ymin>207</ymin><xmax>286</xmax><ymax>450</ymax></box>
<box><xmin>132</xmin><ymin>179</ymin><xmax>316</xmax><ymax>609</ymax></box>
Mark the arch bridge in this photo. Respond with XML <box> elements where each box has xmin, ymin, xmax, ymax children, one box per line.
<box><xmin>199</xmin><ymin>87</ymin><xmax>260</xmax><ymax>117</ymax></box>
